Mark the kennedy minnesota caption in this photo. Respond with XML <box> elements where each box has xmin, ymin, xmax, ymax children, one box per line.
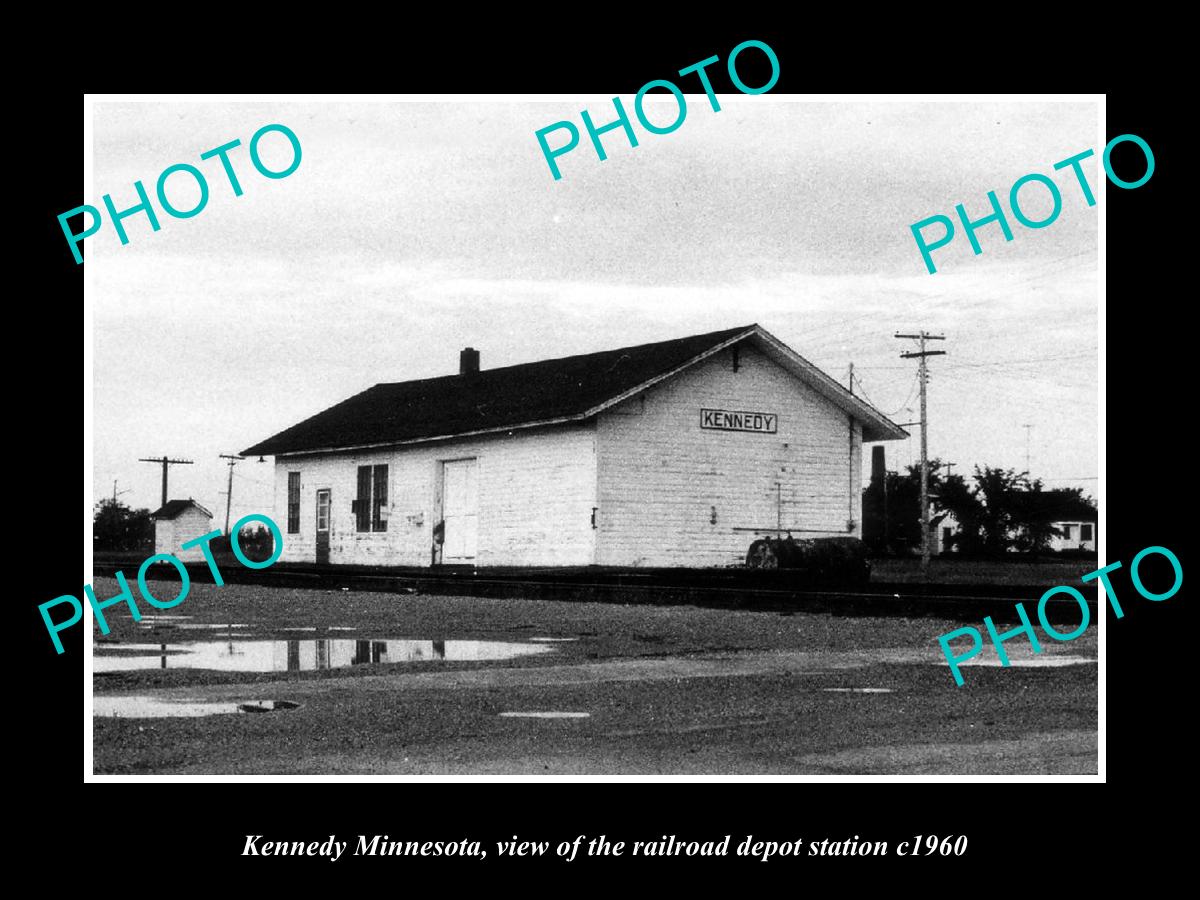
<box><xmin>243</xmin><ymin>835</ymin><xmax>489</xmax><ymax>861</ymax></box>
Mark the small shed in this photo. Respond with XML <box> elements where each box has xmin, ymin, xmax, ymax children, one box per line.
<box><xmin>150</xmin><ymin>499</ymin><xmax>215</xmax><ymax>561</ymax></box>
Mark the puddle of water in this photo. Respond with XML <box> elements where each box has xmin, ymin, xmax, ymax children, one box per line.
<box><xmin>822</xmin><ymin>688</ymin><xmax>894</xmax><ymax>694</ymax></box>
<box><xmin>138</xmin><ymin>615</ymin><xmax>193</xmax><ymax>622</ymax></box>
<box><xmin>93</xmin><ymin>639</ymin><xmax>552</xmax><ymax>673</ymax></box>
<box><xmin>530</xmin><ymin>637</ymin><xmax>578</xmax><ymax>643</ymax></box>
<box><xmin>328</xmin><ymin>627</ymin><xmax>356</xmax><ymax>632</ymax></box>
<box><xmin>238</xmin><ymin>700</ymin><xmax>302</xmax><ymax>713</ymax></box>
<box><xmin>282</xmin><ymin>627</ymin><xmax>318</xmax><ymax>632</ymax></box>
<box><xmin>96</xmin><ymin>644</ymin><xmax>191</xmax><ymax>655</ymax></box>
<box><xmin>95</xmin><ymin>697</ymin><xmax>241</xmax><ymax>717</ymax></box>
<box><xmin>874</xmin><ymin>648</ymin><xmax>1096</xmax><ymax>669</ymax></box>
<box><xmin>138</xmin><ymin>622</ymin><xmax>250</xmax><ymax>632</ymax></box>
<box><xmin>499</xmin><ymin>712</ymin><xmax>590</xmax><ymax>719</ymax></box>
<box><xmin>960</xmin><ymin>656</ymin><xmax>1095</xmax><ymax>668</ymax></box>
<box><xmin>94</xmin><ymin>696</ymin><xmax>302</xmax><ymax>718</ymax></box>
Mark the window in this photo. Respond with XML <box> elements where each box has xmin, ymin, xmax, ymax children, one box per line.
<box><xmin>1081</xmin><ymin>523</ymin><xmax>1093</xmax><ymax>541</ymax></box>
<box><xmin>1061</xmin><ymin>524</ymin><xmax>1073</xmax><ymax>539</ymax></box>
<box><xmin>355</xmin><ymin>466</ymin><xmax>371</xmax><ymax>531</ymax></box>
<box><xmin>287</xmin><ymin>472</ymin><xmax>301</xmax><ymax>534</ymax></box>
<box><xmin>354</xmin><ymin>464</ymin><xmax>389</xmax><ymax>532</ymax></box>
<box><xmin>372</xmin><ymin>464</ymin><xmax>388</xmax><ymax>532</ymax></box>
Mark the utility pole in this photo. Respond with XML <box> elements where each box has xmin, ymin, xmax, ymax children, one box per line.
<box><xmin>848</xmin><ymin>362</ymin><xmax>854</xmax><ymax>395</ymax></box>
<box><xmin>219</xmin><ymin>454</ymin><xmax>245</xmax><ymax>535</ymax></box>
<box><xmin>111</xmin><ymin>479</ymin><xmax>131</xmax><ymax>504</ymax></box>
<box><xmin>138</xmin><ymin>456</ymin><xmax>194</xmax><ymax>508</ymax></box>
<box><xmin>1023</xmin><ymin>424</ymin><xmax>1033</xmax><ymax>473</ymax></box>
<box><xmin>896</xmin><ymin>331</ymin><xmax>947</xmax><ymax>573</ymax></box>
<box><xmin>944</xmin><ymin>462</ymin><xmax>958</xmax><ymax>479</ymax></box>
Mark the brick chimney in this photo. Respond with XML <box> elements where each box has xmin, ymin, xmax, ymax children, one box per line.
<box><xmin>870</xmin><ymin>445</ymin><xmax>886</xmax><ymax>485</ymax></box>
<box><xmin>460</xmin><ymin>347</ymin><xmax>480</xmax><ymax>375</ymax></box>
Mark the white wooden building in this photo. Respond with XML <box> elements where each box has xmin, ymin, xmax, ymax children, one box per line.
<box><xmin>1049</xmin><ymin>519</ymin><xmax>1096</xmax><ymax>552</ymax></box>
<box><xmin>150</xmin><ymin>499</ymin><xmax>214</xmax><ymax>561</ymax></box>
<box><xmin>243</xmin><ymin>325</ymin><xmax>906</xmax><ymax>568</ymax></box>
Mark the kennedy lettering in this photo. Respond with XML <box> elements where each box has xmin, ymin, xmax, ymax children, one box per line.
<box><xmin>700</xmin><ymin>408</ymin><xmax>777</xmax><ymax>433</ymax></box>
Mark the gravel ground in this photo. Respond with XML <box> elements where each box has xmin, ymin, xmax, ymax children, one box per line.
<box><xmin>90</xmin><ymin>577</ymin><xmax>1099</xmax><ymax>775</ymax></box>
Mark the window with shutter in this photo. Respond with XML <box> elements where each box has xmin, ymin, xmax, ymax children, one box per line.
<box><xmin>373</xmin><ymin>465</ymin><xmax>388</xmax><ymax>532</ymax></box>
<box><xmin>287</xmin><ymin>472</ymin><xmax>301</xmax><ymax>534</ymax></box>
<box><xmin>356</xmin><ymin>465</ymin><xmax>372</xmax><ymax>532</ymax></box>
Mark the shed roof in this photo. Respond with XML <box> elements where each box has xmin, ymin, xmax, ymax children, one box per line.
<box><xmin>151</xmin><ymin>499</ymin><xmax>213</xmax><ymax>520</ymax></box>
<box><xmin>242</xmin><ymin>324</ymin><xmax>908</xmax><ymax>457</ymax></box>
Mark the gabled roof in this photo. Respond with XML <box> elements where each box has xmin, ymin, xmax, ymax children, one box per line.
<box><xmin>151</xmin><ymin>498</ymin><xmax>213</xmax><ymax>520</ymax></box>
<box><xmin>242</xmin><ymin>324</ymin><xmax>907</xmax><ymax>457</ymax></box>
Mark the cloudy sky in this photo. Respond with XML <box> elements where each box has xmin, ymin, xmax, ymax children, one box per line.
<box><xmin>89</xmin><ymin>98</ymin><xmax>1099</xmax><ymax>523</ymax></box>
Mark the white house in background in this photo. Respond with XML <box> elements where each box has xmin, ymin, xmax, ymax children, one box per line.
<box><xmin>1049</xmin><ymin>518</ymin><xmax>1097</xmax><ymax>552</ymax></box>
<box><xmin>932</xmin><ymin>511</ymin><xmax>960</xmax><ymax>555</ymax></box>
<box><xmin>151</xmin><ymin>499</ymin><xmax>215</xmax><ymax>561</ymax></box>
<box><xmin>931</xmin><ymin>509</ymin><xmax>1096</xmax><ymax>555</ymax></box>
<box><xmin>243</xmin><ymin>324</ymin><xmax>907</xmax><ymax>568</ymax></box>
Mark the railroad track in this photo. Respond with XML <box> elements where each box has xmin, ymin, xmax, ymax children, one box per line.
<box><xmin>91</xmin><ymin>558</ymin><xmax>1096</xmax><ymax>624</ymax></box>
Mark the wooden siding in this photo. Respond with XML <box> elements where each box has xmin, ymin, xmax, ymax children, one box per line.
<box><xmin>596</xmin><ymin>344</ymin><xmax>862</xmax><ymax>567</ymax></box>
<box><xmin>273</xmin><ymin>425</ymin><xmax>597</xmax><ymax>567</ymax></box>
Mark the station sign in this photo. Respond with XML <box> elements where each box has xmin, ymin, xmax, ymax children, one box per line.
<box><xmin>700</xmin><ymin>408</ymin><xmax>778</xmax><ymax>433</ymax></box>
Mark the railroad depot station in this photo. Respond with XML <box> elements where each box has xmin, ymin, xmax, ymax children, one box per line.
<box><xmin>242</xmin><ymin>325</ymin><xmax>907</xmax><ymax>569</ymax></box>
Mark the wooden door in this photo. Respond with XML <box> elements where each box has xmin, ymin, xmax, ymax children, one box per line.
<box><xmin>315</xmin><ymin>488</ymin><xmax>331</xmax><ymax>564</ymax></box>
<box><xmin>442</xmin><ymin>459</ymin><xmax>478</xmax><ymax>563</ymax></box>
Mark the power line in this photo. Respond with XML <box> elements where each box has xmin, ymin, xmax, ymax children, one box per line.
<box><xmin>944</xmin><ymin>351</ymin><xmax>1096</xmax><ymax>370</ymax></box>
<box><xmin>884</xmin><ymin>371</ymin><xmax>921</xmax><ymax>417</ymax></box>
<box><xmin>856</xmin><ymin>367</ymin><xmax>920</xmax><ymax>418</ymax></box>
<box><xmin>850</xmin><ymin>373</ymin><xmax>878</xmax><ymax>408</ymax></box>
<box><xmin>851</xmin><ymin>350</ymin><xmax>1096</xmax><ymax>374</ymax></box>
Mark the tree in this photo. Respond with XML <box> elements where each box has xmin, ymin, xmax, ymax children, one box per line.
<box><xmin>969</xmin><ymin>466</ymin><xmax>1030</xmax><ymax>555</ymax></box>
<box><xmin>933</xmin><ymin>470</ymin><xmax>980</xmax><ymax>552</ymax></box>
<box><xmin>1014</xmin><ymin>486</ymin><xmax>1097</xmax><ymax>553</ymax></box>
<box><xmin>934</xmin><ymin>466</ymin><xmax>1032</xmax><ymax>556</ymax></box>
<box><xmin>93</xmin><ymin>498</ymin><xmax>154</xmax><ymax>552</ymax></box>
<box><xmin>1007</xmin><ymin>478</ymin><xmax>1054</xmax><ymax>553</ymax></box>
<box><xmin>863</xmin><ymin>458</ymin><xmax>955</xmax><ymax>554</ymax></box>
<box><xmin>865</xmin><ymin>460</ymin><xmax>1099</xmax><ymax>557</ymax></box>
<box><xmin>940</xmin><ymin>468</ymin><xmax>1097</xmax><ymax>557</ymax></box>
